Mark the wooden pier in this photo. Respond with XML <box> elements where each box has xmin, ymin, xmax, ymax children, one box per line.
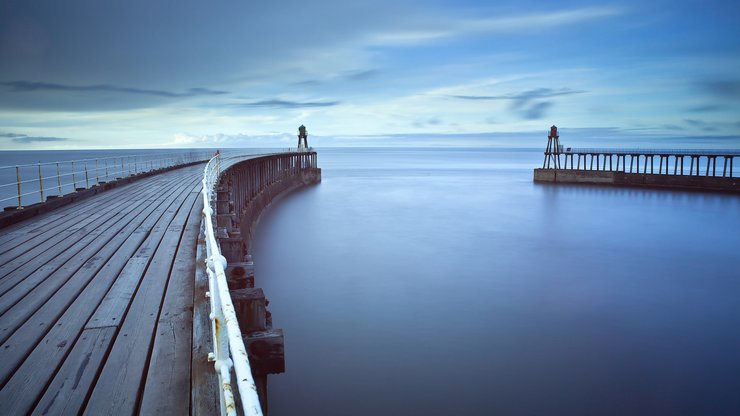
<box><xmin>534</xmin><ymin>126</ymin><xmax>740</xmax><ymax>192</ymax></box>
<box><xmin>0</xmin><ymin>151</ymin><xmax>320</xmax><ymax>414</ymax></box>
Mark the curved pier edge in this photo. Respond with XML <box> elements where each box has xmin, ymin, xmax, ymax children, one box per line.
<box><xmin>208</xmin><ymin>152</ymin><xmax>320</xmax><ymax>413</ymax></box>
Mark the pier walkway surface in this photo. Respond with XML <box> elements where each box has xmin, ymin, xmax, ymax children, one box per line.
<box><xmin>0</xmin><ymin>162</ymin><xmax>207</xmax><ymax>414</ymax></box>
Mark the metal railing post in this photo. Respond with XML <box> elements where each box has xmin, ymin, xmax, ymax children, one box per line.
<box><xmin>38</xmin><ymin>162</ymin><xmax>44</xmax><ymax>202</ymax></box>
<box><xmin>105</xmin><ymin>159</ymin><xmax>109</xmax><ymax>181</ymax></box>
<box><xmin>56</xmin><ymin>163</ymin><xmax>62</xmax><ymax>195</ymax></box>
<box><xmin>16</xmin><ymin>166</ymin><xmax>21</xmax><ymax>208</ymax></box>
<box><xmin>95</xmin><ymin>159</ymin><xmax>99</xmax><ymax>185</ymax></box>
<box><xmin>84</xmin><ymin>162</ymin><xmax>89</xmax><ymax>189</ymax></box>
<box><xmin>121</xmin><ymin>157</ymin><xmax>124</xmax><ymax>178</ymax></box>
<box><xmin>72</xmin><ymin>161</ymin><xmax>77</xmax><ymax>190</ymax></box>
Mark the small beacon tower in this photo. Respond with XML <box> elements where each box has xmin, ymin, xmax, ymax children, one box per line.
<box><xmin>297</xmin><ymin>125</ymin><xmax>309</xmax><ymax>150</ymax></box>
<box><xmin>543</xmin><ymin>125</ymin><xmax>562</xmax><ymax>169</ymax></box>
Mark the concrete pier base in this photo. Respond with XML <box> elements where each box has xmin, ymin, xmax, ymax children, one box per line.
<box><xmin>533</xmin><ymin>169</ymin><xmax>740</xmax><ymax>193</ymax></box>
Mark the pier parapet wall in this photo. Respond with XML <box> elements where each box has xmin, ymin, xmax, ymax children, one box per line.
<box><xmin>213</xmin><ymin>151</ymin><xmax>320</xmax><ymax>410</ymax></box>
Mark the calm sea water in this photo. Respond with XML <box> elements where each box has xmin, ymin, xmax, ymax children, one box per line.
<box><xmin>252</xmin><ymin>148</ymin><xmax>740</xmax><ymax>415</ymax></box>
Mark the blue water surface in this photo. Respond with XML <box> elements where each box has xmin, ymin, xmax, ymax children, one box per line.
<box><xmin>252</xmin><ymin>148</ymin><xmax>740</xmax><ymax>415</ymax></box>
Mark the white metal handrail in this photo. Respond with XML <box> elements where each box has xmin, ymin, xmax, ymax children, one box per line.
<box><xmin>0</xmin><ymin>152</ymin><xmax>213</xmax><ymax>207</ymax></box>
<box><xmin>201</xmin><ymin>153</ymin><xmax>263</xmax><ymax>416</ymax></box>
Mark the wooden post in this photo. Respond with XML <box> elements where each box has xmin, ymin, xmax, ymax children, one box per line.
<box><xmin>243</xmin><ymin>329</ymin><xmax>285</xmax><ymax>375</ymax></box>
<box><xmin>225</xmin><ymin>262</ymin><xmax>255</xmax><ymax>289</ymax></box>
<box><xmin>230</xmin><ymin>288</ymin><xmax>267</xmax><ymax>333</ymax></box>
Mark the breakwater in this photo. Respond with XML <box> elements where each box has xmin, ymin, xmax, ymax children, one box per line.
<box><xmin>534</xmin><ymin>126</ymin><xmax>740</xmax><ymax>192</ymax></box>
<box><xmin>533</xmin><ymin>168</ymin><xmax>739</xmax><ymax>192</ymax></box>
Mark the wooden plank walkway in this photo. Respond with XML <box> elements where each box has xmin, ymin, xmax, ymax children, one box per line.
<box><xmin>0</xmin><ymin>163</ymin><xmax>210</xmax><ymax>415</ymax></box>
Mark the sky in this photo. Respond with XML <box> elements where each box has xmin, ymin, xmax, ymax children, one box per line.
<box><xmin>0</xmin><ymin>0</ymin><xmax>739</xmax><ymax>149</ymax></box>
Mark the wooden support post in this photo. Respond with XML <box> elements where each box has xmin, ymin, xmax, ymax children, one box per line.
<box><xmin>731</xmin><ymin>157</ymin><xmax>734</xmax><ymax>177</ymax></box>
<box><xmin>659</xmin><ymin>156</ymin><xmax>664</xmax><ymax>174</ymax></box>
<box><xmin>712</xmin><ymin>156</ymin><xmax>717</xmax><ymax>176</ymax></box>
<box><xmin>590</xmin><ymin>154</ymin><xmax>594</xmax><ymax>170</ymax></box>
<box><xmin>577</xmin><ymin>154</ymin><xmax>581</xmax><ymax>169</ymax></box>
<box><xmin>218</xmin><ymin>237</ymin><xmax>245</xmax><ymax>263</ymax></box>
<box><xmin>680</xmin><ymin>156</ymin><xmax>684</xmax><ymax>175</ymax></box>
<box><xmin>723</xmin><ymin>157</ymin><xmax>728</xmax><ymax>177</ymax></box>
<box><xmin>216</xmin><ymin>213</ymin><xmax>237</xmax><ymax>231</ymax></box>
<box><xmin>230</xmin><ymin>288</ymin><xmax>267</xmax><ymax>333</ymax></box>
<box><xmin>643</xmin><ymin>155</ymin><xmax>648</xmax><ymax>174</ymax></box>
<box><xmin>630</xmin><ymin>155</ymin><xmax>634</xmax><ymax>173</ymax></box>
<box><xmin>225</xmin><ymin>261</ymin><xmax>255</xmax><ymax>289</ymax></box>
<box><xmin>243</xmin><ymin>329</ymin><xmax>285</xmax><ymax>375</ymax></box>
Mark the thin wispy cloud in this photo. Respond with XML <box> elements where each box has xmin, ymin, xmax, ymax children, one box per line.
<box><xmin>696</xmin><ymin>79</ymin><xmax>740</xmax><ymax>100</ymax></box>
<box><xmin>684</xmin><ymin>119</ymin><xmax>718</xmax><ymax>132</ymax></box>
<box><xmin>1</xmin><ymin>81</ymin><xmax>227</xmax><ymax>98</ymax></box>
<box><xmin>236</xmin><ymin>99</ymin><xmax>341</xmax><ymax>109</ymax></box>
<box><xmin>686</xmin><ymin>104</ymin><xmax>725</xmax><ymax>113</ymax></box>
<box><xmin>522</xmin><ymin>102</ymin><xmax>553</xmax><ymax>120</ymax></box>
<box><xmin>449</xmin><ymin>88</ymin><xmax>585</xmax><ymax>120</ymax></box>
<box><xmin>0</xmin><ymin>133</ymin><xmax>70</xmax><ymax>143</ymax></box>
<box><xmin>370</xmin><ymin>6</ymin><xmax>624</xmax><ymax>44</ymax></box>
<box><xmin>449</xmin><ymin>88</ymin><xmax>586</xmax><ymax>104</ymax></box>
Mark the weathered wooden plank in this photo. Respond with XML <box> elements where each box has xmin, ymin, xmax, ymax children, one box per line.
<box><xmin>191</xmin><ymin>225</ymin><xmax>220</xmax><ymax>416</ymax></box>
<box><xmin>0</xmin><ymin>181</ymin><xmax>169</xmax><ymax>316</ymax></box>
<box><xmin>85</xmin><ymin>180</ymin><xmax>199</xmax><ymax>329</ymax></box>
<box><xmin>0</xmin><ymin>175</ymin><xmax>195</xmax><ymax>344</ymax></box>
<box><xmin>0</xmin><ymin>173</ymin><xmax>167</xmax><ymax>252</ymax></box>
<box><xmin>30</xmin><ymin>327</ymin><xmax>117</xmax><ymax>416</ymax></box>
<box><xmin>0</xmin><ymin>174</ymin><xmax>168</xmax><ymax>260</ymax></box>
<box><xmin>0</xmin><ymin>175</ymin><xmax>175</xmax><ymax>294</ymax></box>
<box><xmin>83</xmin><ymin>188</ymin><xmax>201</xmax><ymax>415</ymax></box>
<box><xmin>0</xmin><ymin>212</ymin><xmax>106</xmax><ymax>280</ymax></box>
<box><xmin>139</xmin><ymin>196</ymin><xmax>203</xmax><ymax>415</ymax></box>
<box><xmin>0</xmin><ymin>171</ymin><xmax>201</xmax><ymax>394</ymax></box>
